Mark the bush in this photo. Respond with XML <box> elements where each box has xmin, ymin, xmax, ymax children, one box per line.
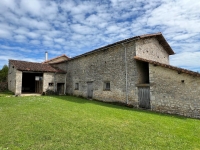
<box><xmin>45</xmin><ymin>89</ymin><xmax>58</xmax><ymax>95</ymax></box>
<box><xmin>0</xmin><ymin>82</ymin><xmax>8</xmax><ymax>92</ymax></box>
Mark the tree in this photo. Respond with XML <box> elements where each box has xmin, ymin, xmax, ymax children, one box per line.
<box><xmin>0</xmin><ymin>65</ymin><xmax>8</xmax><ymax>82</ymax></box>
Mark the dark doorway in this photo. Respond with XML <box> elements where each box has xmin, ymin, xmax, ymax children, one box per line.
<box><xmin>138</xmin><ymin>86</ymin><xmax>150</xmax><ymax>109</ymax></box>
<box><xmin>136</xmin><ymin>61</ymin><xmax>149</xmax><ymax>84</ymax></box>
<box><xmin>57</xmin><ymin>83</ymin><xmax>64</xmax><ymax>95</ymax></box>
<box><xmin>87</xmin><ymin>82</ymin><xmax>93</xmax><ymax>99</ymax></box>
<box><xmin>22</xmin><ymin>73</ymin><xmax>43</xmax><ymax>93</ymax></box>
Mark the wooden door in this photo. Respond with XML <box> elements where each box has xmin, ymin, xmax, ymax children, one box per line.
<box><xmin>57</xmin><ymin>83</ymin><xmax>64</xmax><ymax>95</ymax></box>
<box><xmin>87</xmin><ymin>82</ymin><xmax>93</xmax><ymax>99</ymax></box>
<box><xmin>35</xmin><ymin>81</ymin><xmax>43</xmax><ymax>93</ymax></box>
<box><xmin>138</xmin><ymin>87</ymin><xmax>150</xmax><ymax>109</ymax></box>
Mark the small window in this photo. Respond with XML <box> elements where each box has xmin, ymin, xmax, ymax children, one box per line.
<box><xmin>104</xmin><ymin>81</ymin><xmax>110</xmax><ymax>91</ymax></box>
<box><xmin>75</xmin><ymin>83</ymin><xmax>79</xmax><ymax>90</ymax></box>
<box><xmin>49</xmin><ymin>83</ymin><xmax>53</xmax><ymax>86</ymax></box>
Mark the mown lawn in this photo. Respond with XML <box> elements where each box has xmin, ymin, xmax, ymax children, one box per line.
<box><xmin>0</xmin><ymin>95</ymin><xmax>199</xmax><ymax>150</ymax></box>
<box><xmin>0</xmin><ymin>91</ymin><xmax>14</xmax><ymax>97</ymax></box>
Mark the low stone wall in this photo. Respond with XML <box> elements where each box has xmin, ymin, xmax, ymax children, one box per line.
<box><xmin>149</xmin><ymin>64</ymin><xmax>200</xmax><ymax>118</ymax></box>
<box><xmin>0</xmin><ymin>82</ymin><xmax>8</xmax><ymax>91</ymax></box>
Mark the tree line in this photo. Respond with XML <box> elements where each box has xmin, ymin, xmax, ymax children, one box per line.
<box><xmin>0</xmin><ymin>65</ymin><xmax>8</xmax><ymax>82</ymax></box>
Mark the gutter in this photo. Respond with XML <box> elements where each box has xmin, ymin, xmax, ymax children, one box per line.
<box><xmin>121</xmin><ymin>43</ymin><xmax>129</xmax><ymax>104</ymax></box>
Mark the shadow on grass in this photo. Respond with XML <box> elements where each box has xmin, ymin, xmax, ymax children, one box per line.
<box><xmin>0</xmin><ymin>90</ymin><xmax>14</xmax><ymax>97</ymax></box>
<box><xmin>48</xmin><ymin>95</ymin><xmax>189</xmax><ymax>120</ymax></box>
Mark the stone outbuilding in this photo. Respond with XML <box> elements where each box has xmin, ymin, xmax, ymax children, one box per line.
<box><xmin>8</xmin><ymin>32</ymin><xmax>200</xmax><ymax>118</ymax></box>
<box><xmin>8</xmin><ymin>59</ymin><xmax>67</xmax><ymax>95</ymax></box>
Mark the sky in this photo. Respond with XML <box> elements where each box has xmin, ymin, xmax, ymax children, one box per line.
<box><xmin>0</xmin><ymin>0</ymin><xmax>200</xmax><ymax>72</ymax></box>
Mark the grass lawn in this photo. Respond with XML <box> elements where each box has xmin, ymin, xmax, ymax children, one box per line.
<box><xmin>0</xmin><ymin>91</ymin><xmax>14</xmax><ymax>97</ymax></box>
<box><xmin>0</xmin><ymin>95</ymin><xmax>200</xmax><ymax>150</ymax></box>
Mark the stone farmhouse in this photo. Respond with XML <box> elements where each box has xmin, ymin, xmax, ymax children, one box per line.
<box><xmin>8</xmin><ymin>32</ymin><xmax>200</xmax><ymax>118</ymax></box>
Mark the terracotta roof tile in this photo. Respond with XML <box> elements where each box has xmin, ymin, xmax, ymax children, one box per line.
<box><xmin>9</xmin><ymin>60</ymin><xmax>66</xmax><ymax>73</ymax></box>
<box><xmin>43</xmin><ymin>54</ymin><xmax>69</xmax><ymax>64</ymax></box>
<box><xmin>134</xmin><ymin>56</ymin><xmax>200</xmax><ymax>77</ymax></box>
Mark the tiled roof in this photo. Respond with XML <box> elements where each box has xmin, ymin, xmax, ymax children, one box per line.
<box><xmin>134</xmin><ymin>56</ymin><xmax>200</xmax><ymax>77</ymax></box>
<box><xmin>9</xmin><ymin>60</ymin><xmax>66</xmax><ymax>73</ymax></box>
<box><xmin>68</xmin><ymin>32</ymin><xmax>175</xmax><ymax>61</ymax></box>
<box><xmin>43</xmin><ymin>54</ymin><xmax>69</xmax><ymax>64</ymax></box>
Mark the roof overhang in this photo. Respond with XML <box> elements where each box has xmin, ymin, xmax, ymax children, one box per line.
<box><xmin>134</xmin><ymin>56</ymin><xmax>200</xmax><ymax>77</ymax></box>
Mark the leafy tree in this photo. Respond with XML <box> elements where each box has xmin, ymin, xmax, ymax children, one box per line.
<box><xmin>0</xmin><ymin>65</ymin><xmax>8</xmax><ymax>82</ymax></box>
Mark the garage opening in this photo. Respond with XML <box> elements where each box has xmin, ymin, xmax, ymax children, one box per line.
<box><xmin>22</xmin><ymin>72</ymin><xmax>43</xmax><ymax>93</ymax></box>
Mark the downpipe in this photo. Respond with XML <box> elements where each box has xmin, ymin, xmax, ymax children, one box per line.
<box><xmin>121</xmin><ymin>43</ymin><xmax>129</xmax><ymax>105</ymax></box>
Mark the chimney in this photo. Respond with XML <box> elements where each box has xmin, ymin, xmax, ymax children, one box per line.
<box><xmin>45</xmin><ymin>51</ymin><xmax>48</xmax><ymax>61</ymax></box>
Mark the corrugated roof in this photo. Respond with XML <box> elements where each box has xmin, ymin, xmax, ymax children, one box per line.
<box><xmin>67</xmin><ymin>32</ymin><xmax>174</xmax><ymax>61</ymax></box>
<box><xmin>134</xmin><ymin>56</ymin><xmax>200</xmax><ymax>77</ymax></box>
<box><xmin>9</xmin><ymin>60</ymin><xmax>66</xmax><ymax>73</ymax></box>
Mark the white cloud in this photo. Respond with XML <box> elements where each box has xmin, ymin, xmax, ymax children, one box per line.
<box><xmin>170</xmin><ymin>51</ymin><xmax>200</xmax><ymax>71</ymax></box>
<box><xmin>0</xmin><ymin>0</ymin><xmax>199</xmax><ymax>71</ymax></box>
<box><xmin>20</xmin><ymin>17</ymin><xmax>51</xmax><ymax>30</ymax></box>
<box><xmin>20</xmin><ymin>0</ymin><xmax>43</xmax><ymax>16</ymax></box>
<box><xmin>0</xmin><ymin>29</ymin><xmax>12</xmax><ymax>38</ymax></box>
<box><xmin>70</xmin><ymin>24</ymin><xmax>97</xmax><ymax>35</ymax></box>
<box><xmin>14</xmin><ymin>35</ymin><xmax>27</xmax><ymax>42</ymax></box>
<box><xmin>29</xmin><ymin>40</ymin><xmax>40</xmax><ymax>45</ymax></box>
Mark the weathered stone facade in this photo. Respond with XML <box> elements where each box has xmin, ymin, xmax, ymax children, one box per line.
<box><xmin>43</xmin><ymin>73</ymin><xmax>66</xmax><ymax>92</ymax></box>
<box><xmin>135</xmin><ymin>38</ymin><xmax>169</xmax><ymax>64</ymax></box>
<box><xmin>8</xmin><ymin>64</ymin><xmax>22</xmax><ymax>95</ymax></box>
<box><xmin>149</xmin><ymin>64</ymin><xmax>200</xmax><ymax>118</ymax></box>
<box><xmin>54</xmin><ymin>36</ymin><xmax>173</xmax><ymax>107</ymax></box>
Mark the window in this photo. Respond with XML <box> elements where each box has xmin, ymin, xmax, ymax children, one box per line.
<box><xmin>49</xmin><ymin>83</ymin><xmax>53</xmax><ymax>86</ymax></box>
<box><xmin>75</xmin><ymin>83</ymin><xmax>79</xmax><ymax>90</ymax></box>
<box><xmin>104</xmin><ymin>81</ymin><xmax>110</xmax><ymax>91</ymax></box>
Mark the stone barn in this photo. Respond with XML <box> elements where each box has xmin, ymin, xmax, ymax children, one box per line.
<box><xmin>8</xmin><ymin>32</ymin><xmax>200</xmax><ymax>118</ymax></box>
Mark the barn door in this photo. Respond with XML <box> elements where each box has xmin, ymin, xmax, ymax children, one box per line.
<box><xmin>87</xmin><ymin>82</ymin><xmax>93</xmax><ymax>99</ymax></box>
<box><xmin>138</xmin><ymin>86</ymin><xmax>150</xmax><ymax>109</ymax></box>
<box><xmin>57</xmin><ymin>83</ymin><xmax>64</xmax><ymax>95</ymax></box>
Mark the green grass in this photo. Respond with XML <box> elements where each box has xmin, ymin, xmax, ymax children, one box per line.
<box><xmin>0</xmin><ymin>96</ymin><xmax>200</xmax><ymax>150</ymax></box>
<box><xmin>0</xmin><ymin>91</ymin><xmax>14</xmax><ymax>97</ymax></box>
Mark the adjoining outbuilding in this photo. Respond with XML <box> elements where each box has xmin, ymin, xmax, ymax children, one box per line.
<box><xmin>8</xmin><ymin>58</ymin><xmax>67</xmax><ymax>95</ymax></box>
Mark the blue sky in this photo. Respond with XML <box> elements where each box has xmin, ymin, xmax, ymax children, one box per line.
<box><xmin>0</xmin><ymin>0</ymin><xmax>200</xmax><ymax>72</ymax></box>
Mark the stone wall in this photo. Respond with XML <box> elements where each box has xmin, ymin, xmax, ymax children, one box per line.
<box><xmin>53</xmin><ymin>37</ymin><xmax>172</xmax><ymax>106</ymax></box>
<box><xmin>43</xmin><ymin>73</ymin><xmax>66</xmax><ymax>93</ymax></box>
<box><xmin>136</xmin><ymin>38</ymin><xmax>169</xmax><ymax>64</ymax></box>
<box><xmin>149</xmin><ymin>64</ymin><xmax>200</xmax><ymax>118</ymax></box>
<box><xmin>54</xmin><ymin>41</ymin><xmax>140</xmax><ymax>106</ymax></box>
<box><xmin>15</xmin><ymin>70</ymin><xmax>22</xmax><ymax>95</ymax></box>
<box><xmin>8</xmin><ymin>64</ymin><xmax>18</xmax><ymax>94</ymax></box>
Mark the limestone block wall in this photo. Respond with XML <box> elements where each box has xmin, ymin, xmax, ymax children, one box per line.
<box><xmin>8</xmin><ymin>64</ymin><xmax>16</xmax><ymax>93</ymax></box>
<box><xmin>43</xmin><ymin>73</ymin><xmax>66</xmax><ymax>92</ymax></box>
<box><xmin>136</xmin><ymin>38</ymin><xmax>169</xmax><ymax>64</ymax></box>
<box><xmin>149</xmin><ymin>64</ymin><xmax>200</xmax><ymax>118</ymax></box>
<box><xmin>8</xmin><ymin>65</ymin><xmax>22</xmax><ymax>95</ymax></box>
<box><xmin>55</xmin><ymin>41</ymin><xmax>141</xmax><ymax>106</ymax></box>
<box><xmin>15</xmin><ymin>70</ymin><xmax>22</xmax><ymax>95</ymax></box>
<box><xmin>43</xmin><ymin>73</ymin><xmax>55</xmax><ymax>92</ymax></box>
